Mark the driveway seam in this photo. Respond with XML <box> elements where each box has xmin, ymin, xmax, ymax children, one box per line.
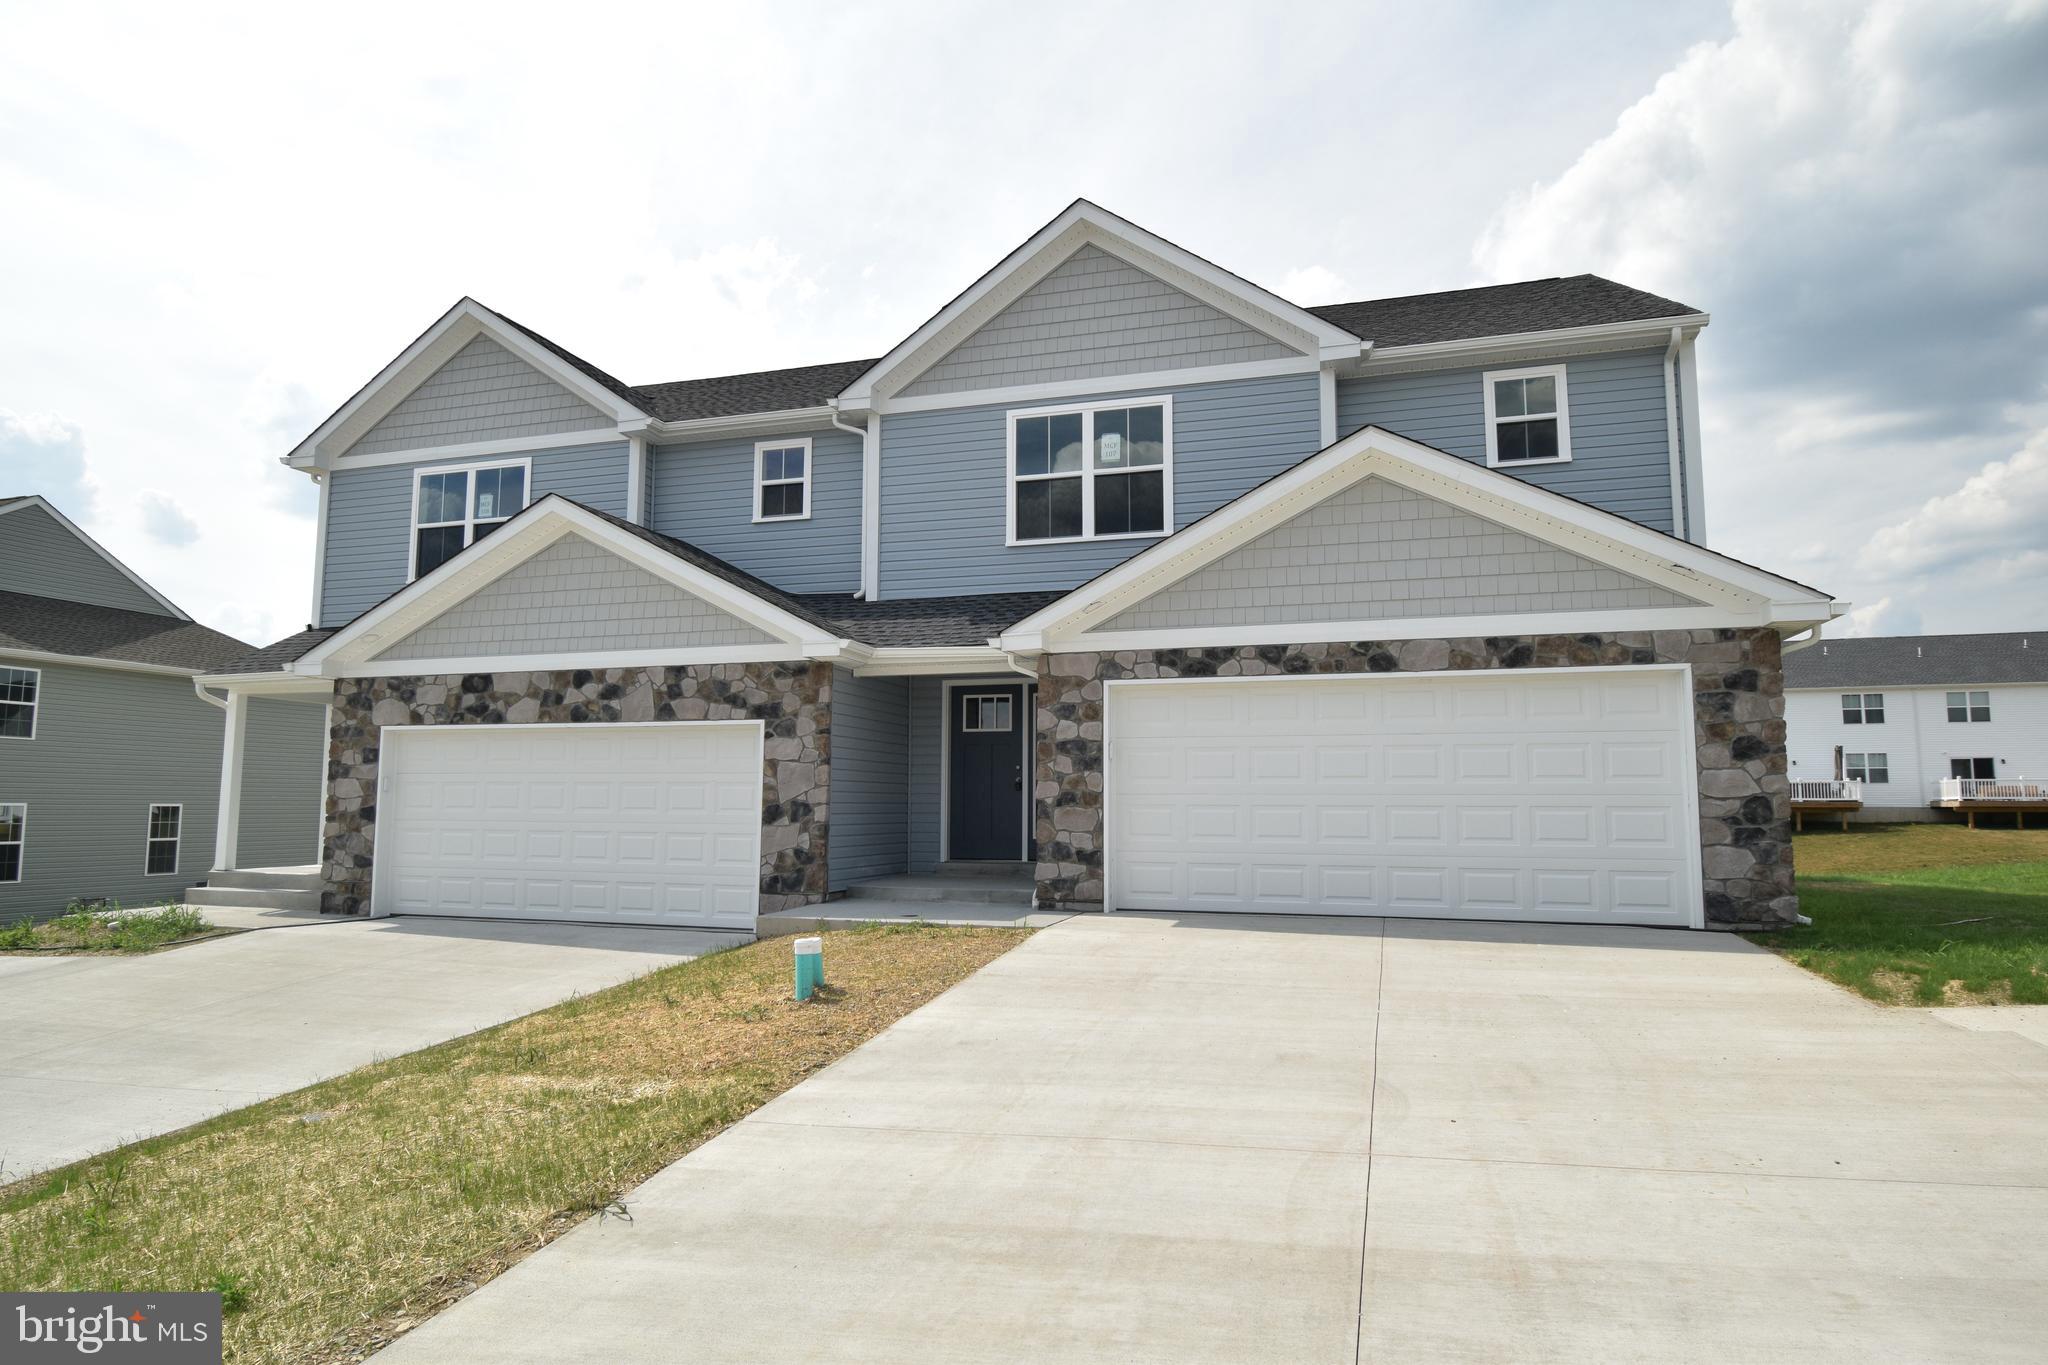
<box><xmin>1353</xmin><ymin>914</ymin><xmax>1388</xmax><ymax>1365</ymax></box>
<box><xmin>1370</xmin><ymin>1148</ymin><xmax>2048</xmax><ymax>1192</ymax></box>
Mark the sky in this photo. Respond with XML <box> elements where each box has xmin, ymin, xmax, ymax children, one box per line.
<box><xmin>1</xmin><ymin>0</ymin><xmax>2043</xmax><ymax>648</ymax></box>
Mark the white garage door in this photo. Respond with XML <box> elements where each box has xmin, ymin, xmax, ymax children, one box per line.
<box><xmin>1107</xmin><ymin>670</ymin><xmax>1700</xmax><ymax>927</ymax></box>
<box><xmin>376</xmin><ymin>722</ymin><xmax>762</xmax><ymax>930</ymax></box>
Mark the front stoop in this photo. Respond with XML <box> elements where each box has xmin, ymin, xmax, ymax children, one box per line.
<box><xmin>842</xmin><ymin>872</ymin><xmax>1035</xmax><ymax>907</ymax></box>
<box><xmin>755</xmin><ymin>868</ymin><xmax>1063</xmax><ymax>938</ymax></box>
<box><xmin>185</xmin><ymin>866</ymin><xmax>324</xmax><ymax>913</ymax></box>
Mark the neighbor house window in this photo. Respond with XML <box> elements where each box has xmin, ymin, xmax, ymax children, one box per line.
<box><xmin>1008</xmin><ymin>397</ymin><xmax>1171</xmax><ymax>544</ymax></box>
<box><xmin>0</xmin><ymin>803</ymin><xmax>22</xmax><ymax>882</ymax></box>
<box><xmin>1844</xmin><ymin>752</ymin><xmax>1889</xmax><ymax>784</ymax></box>
<box><xmin>961</xmin><ymin>694</ymin><xmax>1013</xmax><ymax>732</ymax></box>
<box><xmin>411</xmin><ymin>459</ymin><xmax>529</xmax><ymax>578</ymax></box>
<box><xmin>144</xmin><ymin>804</ymin><xmax>182</xmax><ymax>876</ymax></box>
<box><xmin>1840</xmin><ymin>692</ymin><xmax>1884</xmax><ymax>724</ymax></box>
<box><xmin>754</xmin><ymin>439</ymin><xmax>812</xmax><ymax>522</ymax></box>
<box><xmin>1951</xmin><ymin>757</ymin><xmax>1995</xmax><ymax>780</ymax></box>
<box><xmin>0</xmin><ymin>666</ymin><xmax>38</xmax><ymax>739</ymax></box>
<box><xmin>1946</xmin><ymin>690</ymin><xmax>1991</xmax><ymax>722</ymax></box>
<box><xmin>1483</xmin><ymin>364</ymin><xmax>1572</xmax><ymax>466</ymax></box>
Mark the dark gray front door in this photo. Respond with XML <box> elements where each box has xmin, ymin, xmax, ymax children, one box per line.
<box><xmin>949</xmin><ymin>685</ymin><xmax>1027</xmax><ymax>861</ymax></box>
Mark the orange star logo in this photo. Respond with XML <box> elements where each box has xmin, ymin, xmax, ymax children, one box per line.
<box><xmin>129</xmin><ymin>1311</ymin><xmax>147</xmax><ymax>1323</ymax></box>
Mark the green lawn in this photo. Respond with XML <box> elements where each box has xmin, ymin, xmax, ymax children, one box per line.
<box><xmin>0</xmin><ymin>923</ymin><xmax>1029</xmax><ymax>1364</ymax></box>
<box><xmin>0</xmin><ymin>904</ymin><xmax>224</xmax><ymax>953</ymax></box>
<box><xmin>1762</xmin><ymin>824</ymin><xmax>2048</xmax><ymax>1004</ymax></box>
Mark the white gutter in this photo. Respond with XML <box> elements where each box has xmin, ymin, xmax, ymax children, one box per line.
<box><xmin>193</xmin><ymin>677</ymin><xmax>229</xmax><ymax>710</ymax></box>
<box><xmin>1663</xmin><ymin>327</ymin><xmax>1686</xmax><ymax>542</ymax></box>
<box><xmin>829</xmin><ymin>404</ymin><xmax>880</xmax><ymax>600</ymax></box>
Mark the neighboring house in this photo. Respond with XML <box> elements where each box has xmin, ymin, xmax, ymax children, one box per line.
<box><xmin>1783</xmin><ymin>631</ymin><xmax>2048</xmax><ymax>824</ymax></box>
<box><xmin>198</xmin><ymin>200</ymin><xmax>1843</xmax><ymax>933</ymax></box>
<box><xmin>0</xmin><ymin>496</ymin><xmax>326</xmax><ymax>921</ymax></box>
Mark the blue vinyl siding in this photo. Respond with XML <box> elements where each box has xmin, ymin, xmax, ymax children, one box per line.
<box><xmin>319</xmin><ymin>441</ymin><xmax>629</xmax><ymax>628</ymax></box>
<box><xmin>827</xmin><ymin>668</ymin><xmax>909</xmax><ymax>890</ymax></box>
<box><xmin>1335</xmin><ymin>348</ymin><xmax>1675</xmax><ymax>532</ymax></box>
<box><xmin>648</xmin><ymin>429</ymin><xmax>861</xmax><ymax>594</ymax></box>
<box><xmin>879</xmin><ymin>372</ymin><xmax>1322</xmax><ymax>598</ymax></box>
<box><xmin>907</xmin><ymin>677</ymin><xmax>943</xmax><ymax>873</ymax></box>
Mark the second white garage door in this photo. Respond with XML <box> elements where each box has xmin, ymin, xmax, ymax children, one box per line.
<box><xmin>1106</xmin><ymin>669</ymin><xmax>1701</xmax><ymax>927</ymax></box>
<box><xmin>375</xmin><ymin>722</ymin><xmax>762</xmax><ymax>930</ymax></box>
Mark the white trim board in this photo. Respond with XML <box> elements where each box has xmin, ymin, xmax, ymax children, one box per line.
<box><xmin>325</xmin><ymin>430</ymin><xmax>627</xmax><ymax>473</ymax></box>
<box><xmin>0</xmin><ymin>496</ymin><xmax>192</xmax><ymax>620</ymax></box>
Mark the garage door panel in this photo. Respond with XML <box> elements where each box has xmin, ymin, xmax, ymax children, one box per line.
<box><xmin>1107</xmin><ymin>673</ymin><xmax>1699</xmax><ymax>927</ymax></box>
<box><xmin>376</xmin><ymin>723</ymin><xmax>760</xmax><ymax>929</ymax></box>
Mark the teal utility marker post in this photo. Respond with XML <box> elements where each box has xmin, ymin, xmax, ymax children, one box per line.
<box><xmin>794</xmin><ymin>935</ymin><xmax>824</xmax><ymax>1001</ymax></box>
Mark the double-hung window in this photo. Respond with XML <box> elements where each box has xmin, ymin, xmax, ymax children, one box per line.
<box><xmin>411</xmin><ymin>460</ymin><xmax>529</xmax><ymax>579</ymax></box>
<box><xmin>754</xmin><ymin>439</ymin><xmax>811</xmax><ymax>522</ymax></box>
<box><xmin>1844</xmin><ymin>752</ymin><xmax>1889</xmax><ymax>784</ymax></box>
<box><xmin>1840</xmin><ymin>693</ymin><xmax>1884</xmax><ymax>724</ymax></box>
<box><xmin>1009</xmin><ymin>397</ymin><xmax>1171</xmax><ymax>544</ymax></box>
<box><xmin>0</xmin><ymin>803</ymin><xmax>23</xmax><ymax>882</ymax></box>
<box><xmin>1483</xmin><ymin>364</ymin><xmax>1572</xmax><ymax>466</ymax></box>
<box><xmin>145</xmin><ymin>804</ymin><xmax>182</xmax><ymax>876</ymax></box>
<box><xmin>0</xmin><ymin>666</ymin><xmax>38</xmax><ymax>739</ymax></box>
<box><xmin>1946</xmin><ymin>690</ymin><xmax>1991</xmax><ymax>722</ymax></box>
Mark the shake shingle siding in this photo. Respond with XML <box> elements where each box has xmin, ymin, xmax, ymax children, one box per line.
<box><xmin>349</xmin><ymin>335</ymin><xmax>610</xmax><ymax>457</ymax></box>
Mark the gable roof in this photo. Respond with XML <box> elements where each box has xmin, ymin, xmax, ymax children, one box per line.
<box><xmin>0</xmin><ymin>495</ymin><xmax>192</xmax><ymax>619</ymax></box>
<box><xmin>0</xmin><ymin>590</ymin><xmax>254</xmax><ymax>672</ymax></box>
<box><xmin>1783</xmin><ymin>631</ymin><xmax>2048</xmax><ymax>689</ymax></box>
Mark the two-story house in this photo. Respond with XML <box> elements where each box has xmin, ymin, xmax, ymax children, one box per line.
<box><xmin>0</xmin><ymin>495</ymin><xmax>325</xmax><ymax>920</ymax></box>
<box><xmin>198</xmin><ymin>201</ymin><xmax>1843</xmax><ymax>933</ymax></box>
<box><xmin>1784</xmin><ymin>631</ymin><xmax>2048</xmax><ymax>826</ymax></box>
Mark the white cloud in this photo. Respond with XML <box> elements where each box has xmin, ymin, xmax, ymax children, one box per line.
<box><xmin>0</xmin><ymin>409</ymin><xmax>92</xmax><ymax>513</ymax></box>
<box><xmin>1275</xmin><ymin>265</ymin><xmax>1349</xmax><ymax>305</ymax></box>
<box><xmin>1860</xmin><ymin>433</ymin><xmax>2048</xmax><ymax>580</ymax></box>
<box><xmin>138</xmin><ymin>491</ymin><xmax>199</xmax><ymax>546</ymax></box>
<box><xmin>1831</xmin><ymin>596</ymin><xmax>1922</xmax><ymax>640</ymax></box>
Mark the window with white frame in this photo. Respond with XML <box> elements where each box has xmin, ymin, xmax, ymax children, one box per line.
<box><xmin>1009</xmin><ymin>398</ymin><xmax>1170</xmax><ymax>544</ymax></box>
<box><xmin>144</xmin><ymin>804</ymin><xmax>181</xmax><ymax>876</ymax></box>
<box><xmin>411</xmin><ymin>460</ymin><xmax>529</xmax><ymax>578</ymax></box>
<box><xmin>1844</xmin><ymin>752</ymin><xmax>1889</xmax><ymax>784</ymax></box>
<box><xmin>0</xmin><ymin>666</ymin><xmax>38</xmax><ymax>739</ymax></box>
<box><xmin>961</xmin><ymin>693</ymin><xmax>1013</xmax><ymax>732</ymax></box>
<box><xmin>1840</xmin><ymin>692</ymin><xmax>1884</xmax><ymax>724</ymax></box>
<box><xmin>1483</xmin><ymin>365</ymin><xmax>1571</xmax><ymax>466</ymax></box>
<box><xmin>1951</xmin><ymin>757</ymin><xmax>1995</xmax><ymax>780</ymax></box>
<box><xmin>754</xmin><ymin>439</ymin><xmax>811</xmax><ymax>521</ymax></box>
<box><xmin>0</xmin><ymin>803</ymin><xmax>22</xmax><ymax>882</ymax></box>
<box><xmin>1946</xmin><ymin>690</ymin><xmax>1991</xmax><ymax>722</ymax></box>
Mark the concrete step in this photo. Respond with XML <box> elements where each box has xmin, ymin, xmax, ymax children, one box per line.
<box><xmin>185</xmin><ymin>885</ymin><xmax>323</xmax><ymax>912</ymax></box>
<box><xmin>843</xmin><ymin>874</ymin><xmax>1034</xmax><ymax>906</ymax></box>
<box><xmin>758</xmin><ymin>898</ymin><xmax>1071</xmax><ymax>938</ymax></box>
<box><xmin>202</xmin><ymin>866</ymin><xmax>323</xmax><ymax>892</ymax></box>
<box><xmin>936</xmin><ymin>861</ymin><xmax>1036</xmax><ymax>880</ymax></box>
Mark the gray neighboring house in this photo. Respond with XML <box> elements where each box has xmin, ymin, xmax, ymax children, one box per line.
<box><xmin>198</xmin><ymin>199</ymin><xmax>1846</xmax><ymax>934</ymax></box>
<box><xmin>0</xmin><ymin>496</ymin><xmax>326</xmax><ymax>921</ymax></box>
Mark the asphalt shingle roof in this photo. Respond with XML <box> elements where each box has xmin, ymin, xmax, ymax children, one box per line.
<box><xmin>628</xmin><ymin>358</ymin><xmax>882</xmax><ymax>422</ymax></box>
<box><xmin>790</xmin><ymin>590</ymin><xmax>1065</xmax><ymax>647</ymax></box>
<box><xmin>1</xmin><ymin>590</ymin><xmax>259</xmax><ymax>672</ymax></box>
<box><xmin>1782</xmin><ymin>632</ymin><xmax>2048</xmax><ymax>689</ymax></box>
<box><xmin>211</xmin><ymin>627</ymin><xmax>339</xmax><ymax>676</ymax></box>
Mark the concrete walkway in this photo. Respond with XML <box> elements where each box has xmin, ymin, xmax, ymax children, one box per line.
<box><xmin>373</xmin><ymin>913</ymin><xmax>2048</xmax><ymax>1364</ymax></box>
<box><xmin>0</xmin><ymin>918</ymin><xmax>724</xmax><ymax>1177</ymax></box>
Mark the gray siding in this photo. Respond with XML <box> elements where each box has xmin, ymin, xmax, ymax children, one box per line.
<box><xmin>0</xmin><ymin>504</ymin><xmax>171</xmax><ymax>615</ymax></box>
<box><xmin>320</xmin><ymin>441</ymin><xmax>630</xmax><ymax>627</ymax></box>
<box><xmin>648</xmin><ymin>429</ymin><xmax>861</xmax><ymax>594</ymax></box>
<box><xmin>898</xmin><ymin>245</ymin><xmax>1299</xmax><ymax>398</ymax></box>
<box><xmin>827</xmin><ymin>667</ymin><xmax>909</xmax><ymax>890</ymax></box>
<box><xmin>907</xmin><ymin>677</ymin><xmax>943</xmax><ymax>873</ymax></box>
<box><xmin>880</xmin><ymin>372</ymin><xmax>1322</xmax><ymax>598</ymax></box>
<box><xmin>1101</xmin><ymin>477</ymin><xmax>1698</xmax><ymax>633</ymax></box>
<box><xmin>1336</xmin><ymin>348</ymin><xmax>1676</xmax><ymax>531</ymax></box>
<box><xmin>0</xmin><ymin>662</ymin><xmax>319</xmax><ymax>921</ymax></box>
<box><xmin>349</xmin><ymin>335</ymin><xmax>610</xmax><ymax>457</ymax></box>
<box><xmin>375</xmin><ymin>533</ymin><xmax>772</xmax><ymax>661</ymax></box>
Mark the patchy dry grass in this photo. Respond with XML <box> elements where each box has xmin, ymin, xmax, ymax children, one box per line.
<box><xmin>1755</xmin><ymin>825</ymin><xmax>2048</xmax><ymax>1005</ymax></box>
<box><xmin>0</xmin><ymin>903</ymin><xmax>224</xmax><ymax>954</ymax></box>
<box><xmin>0</xmin><ymin>923</ymin><xmax>1028</xmax><ymax>1363</ymax></box>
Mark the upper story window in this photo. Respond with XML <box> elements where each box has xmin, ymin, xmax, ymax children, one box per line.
<box><xmin>1008</xmin><ymin>397</ymin><xmax>1171</xmax><ymax>545</ymax></box>
<box><xmin>0</xmin><ymin>666</ymin><xmax>39</xmax><ymax>739</ymax></box>
<box><xmin>144</xmin><ymin>803</ymin><xmax>182</xmax><ymax>876</ymax></box>
<box><xmin>1483</xmin><ymin>364</ymin><xmax>1572</xmax><ymax>467</ymax></box>
<box><xmin>1946</xmin><ymin>690</ymin><xmax>1991</xmax><ymax>722</ymax></box>
<box><xmin>411</xmin><ymin>459</ymin><xmax>528</xmax><ymax>579</ymax></box>
<box><xmin>1840</xmin><ymin>692</ymin><xmax>1884</xmax><ymax>724</ymax></box>
<box><xmin>754</xmin><ymin>439</ymin><xmax>812</xmax><ymax>522</ymax></box>
<box><xmin>0</xmin><ymin>803</ymin><xmax>22</xmax><ymax>882</ymax></box>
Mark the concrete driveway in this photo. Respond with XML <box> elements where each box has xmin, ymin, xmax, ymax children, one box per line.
<box><xmin>0</xmin><ymin>918</ymin><xmax>724</xmax><ymax>1177</ymax></box>
<box><xmin>375</xmin><ymin>913</ymin><xmax>2048</xmax><ymax>1364</ymax></box>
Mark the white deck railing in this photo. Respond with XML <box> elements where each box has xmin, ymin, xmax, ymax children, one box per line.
<box><xmin>1939</xmin><ymin>777</ymin><xmax>2048</xmax><ymax>802</ymax></box>
<box><xmin>1790</xmin><ymin>780</ymin><xmax>1863</xmax><ymax>803</ymax></box>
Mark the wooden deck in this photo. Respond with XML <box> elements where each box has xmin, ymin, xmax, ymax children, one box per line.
<box><xmin>1792</xmin><ymin>800</ymin><xmax>1862</xmax><ymax>832</ymax></box>
<box><xmin>1934</xmin><ymin>800</ymin><xmax>2048</xmax><ymax>829</ymax></box>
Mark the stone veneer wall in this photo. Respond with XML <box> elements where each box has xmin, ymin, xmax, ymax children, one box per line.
<box><xmin>321</xmin><ymin>663</ymin><xmax>830</xmax><ymax>916</ymax></box>
<box><xmin>1034</xmin><ymin>628</ymin><xmax>1796</xmax><ymax>930</ymax></box>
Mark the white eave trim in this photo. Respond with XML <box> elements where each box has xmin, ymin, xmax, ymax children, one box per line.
<box><xmin>311</xmin><ymin>642</ymin><xmax>842</xmax><ymax>680</ymax></box>
<box><xmin>192</xmin><ymin>670</ymin><xmax>336</xmax><ymax>696</ymax></box>
<box><xmin>1358</xmin><ymin>315</ymin><xmax>1710</xmax><ymax>376</ymax></box>
<box><xmin>0</xmin><ymin>646</ymin><xmax>205</xmax><ymax>678</ymax></box>
<box><xmin>0</xmin><ymin>496</ymin><xmax>192</xmax><ymax>620</ymax></box>
<box><xmin>997</xmin><ymin>423</ymin><xmax>1837</xmax><ymax>650</ymax></box>
<box><xmin>835</xmin><ymin>199</ymin><xmax>1361</xmax><ymax>411</ymax></box>
<box><xmin>847</xmin><ymin>645</ymin><xmax>1014</xmax><ymax>678</ymax></box>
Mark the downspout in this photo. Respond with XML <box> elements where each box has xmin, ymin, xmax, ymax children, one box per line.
<box><xmin>829</xmin><ymin>405</ymin><xmax>878</xmax><ymax>600</ymax></box>
<box><xmin>192</xmin><ymin>677</ymin><xmax>229</xmax><ymax>710</ymax></box>
<box><xmin>625</xmin><ymin>433</ymin><xmax>648</xmax><ymax>525</ymax></box>
<box><xmin>1662</xmin><ymin>327</ymin><xmax>1686</xmax><ymax>542</ymax></box>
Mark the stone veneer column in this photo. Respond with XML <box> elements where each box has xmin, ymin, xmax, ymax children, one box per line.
<box><xmin>1034</xmin><ymin>628</ymin><xmax>1796</xmax><ymax>930</ymax></box>
<box><xmin>320</xmin><ymin>661</ymin><xmax>830</xmax><ymax>916</ymax></box>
